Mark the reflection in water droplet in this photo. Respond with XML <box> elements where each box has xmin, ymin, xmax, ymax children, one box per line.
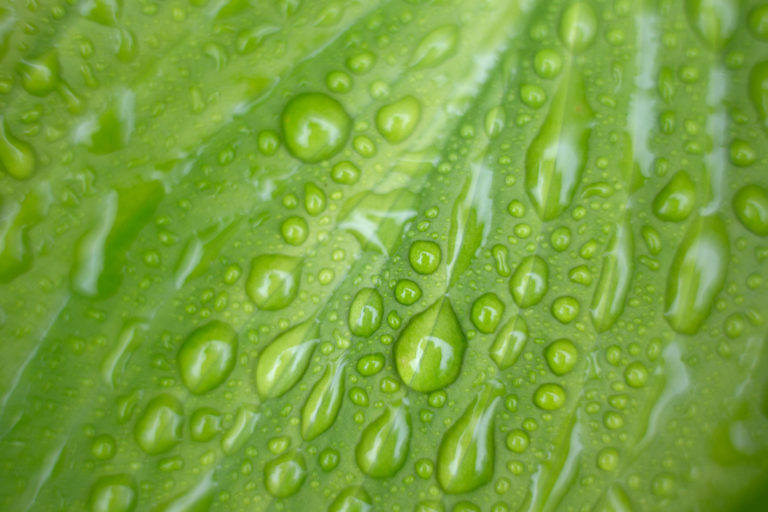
<box><xmin>281</xmin><ymin>93</ymin><xmax>351</xmax><ymax>162</ymax></box>
<box><xmin>490</xmin><ymin>317</ymin><xmax>528</xmax><ymax>370</ymax></box>
<box><xmin>376</xmin><ymin>96</ymin><xmax>421</xmax><ymax>144</ymax></box>
<box><xmin>178</xmin><ymin>321</ymin><xmax>238</xmax><ymax>395</ymax></box>
<box><xmin>355</xmin><ymin>402</ymin><xmax>411</xmax><ymax>478</ymax></box>
<box><xmin>246</xmin><ymin>254</ymin><xmax>302</xmax><ymax>310</ymax></box>
<box><xmin>301</xmin><ymin>359</ymin><xmax>345</xmax><ymax>441</ymax></box>
<box><xmin>89</xmin><ymin>474</ymin><xmax>137</xmax><ymax>512</ymax></box>
<box><xmin>255</xmin><ymin>319</ymin><xmax>318</xmax><ymax>399</ymax></box>
<box><xmin>510</xmin><ymin>255</ymin><xmax>549</xmax><ymax>307</ymax></box>
<box><xmin>134</xmin><ymin>394</ymin><xmax>184</xmax><ymax>455</ymax></box>
<box><xmin>410</xmin><ymin>25</ymin><xmax>459</xmax><ymax>69</ymax></box>
<box><xmin>264</xmin><ymin>451</ymin><xmax>307</xmax><ymax>497</ymax></box>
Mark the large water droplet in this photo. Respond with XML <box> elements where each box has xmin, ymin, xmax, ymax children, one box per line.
<box><xmin>221</xmin><ymin>405</ymin><xmax>260</xmax><ymax>455</ymax></box>
<box><xmin>246</xmin><ymin>254</ymin><xmax>302</xmax><ymax>310</ymax></box>
<box><xmin>533</xmin><ymin>383</ymin><xmax>566</xmax><ymax>410</ymax></box>
<box><xmin>376</xmin><ymin>96</ymin><xmax>421</xmax><ymax>144</ymax></box>
<box><xmin>652</xmin><ymin>171</ymin><xmax>696</xmax><ymax>222</ymax></box>
<box><xmin>355</xmin><ymin>401</ymin><xmax>412</xmax><ymax>477</ymax></box>
<box><xmin>255</xmin><ymin>319</ymin><xmax>318</xmax><ymax>399</ymax></box>
<box><xmin>733</xmin><ymin>184</ymin><xmax>768</xmax><ymax>236</ymax></box>
<box><xmin>395</xmin><ymin>298</ymin><xmax>466</xmax><ymax>392</ymax></box>
<box><xmin>490</xmin><ymin>317</ymin><xmax>528</xmax><ymax>370</ymax></box>
<box><xmin>559</xmin><ymin>2</ymin><xmax>598</xmax><ymax>52</ymax></box>
<box><xmin>264</xmin><ymin>451</ymin><xmax>307</xmax><ymax>497</ymax></box>
<box><xmin>685</xmin><ymin>0</ymin><xmax>738</xmax><ymax>50</ymax></box>
<box><xmin>89</xmin><ymin>474</ymin><xmax>137</xmax><ymax>512</ymax></box>
<box><xmin>134</xmin><ymin>395</ymin><xmax>184</xmax><ymax>455</ymax></box>
<box><xmin>409</xmin><ymin>240</ymin><xmax>442</xmax><ymax>274</ymax></box>
<box><xmin>510</xmin><ymin>255</ymin><xmax>549</xmax><ymax>308</ymax></box>
<box><xmin>665</xmin><ymin>214</ymin><xmax>729</xmax><ymax>334</ymax></box>
<box><xmin>590</xmin><ymin>220</ymin><xmax>634</xmax><ymax>332</ymax></box>
<box><xmin>281</xmin><ymin>92</ymin><xmax>351</xmax><ymax>162</ymax></box>
<box><xmin>301</xmin><ymin>359</ymin><xmax>345</xmax><ymax>441</ymax></box>
<box><xmin>348</xmin><ymin>288</ymin><xmax>384</xmax><ymax>337</ymax></box>
<box><xmin>437</xmin><ymin>383</ymin><xmax>503</xmax><ymax>494</ymax></box>
<box><xmin>410</xmin><ymin>25</ymin><xmax>459</xmax><ymax>69</ymax></box>
<box><xmin>178</xmin><ymin>321</ymin><xmax>238</xmax><ymax>395</ymax></box>
<box><xmin>0</xmin><ymin>117</ymin><xmax>36</xmax><ymax>180</ymax></box>
<box><xmin>524</xmin><ymin>74</ymin><xmax>593</xmax><ymax>220</ymax></box>
<box><xmin>328</xmin><ymin>486</ymin><xmax>372</xmax><ymax>512</ymax></box>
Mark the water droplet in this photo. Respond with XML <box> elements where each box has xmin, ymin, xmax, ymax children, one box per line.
<box><xmin>245</xmin><ymin>254</ymin><xmax>302</xmax><ymax>310</ymax></box>
<box><xmin>665</xmin><ymin>214</ymin><xmax>729</xmax><ymax>334</ymax></box>
<box><xmin>559</xmin><ymin>2</ymin><xmax>598</xmax><ymax>52</ymax></box>
<box><xmin>533</xmin><ymin>383</ymin><xmax>566</xmax><ymax>410</ymax></box>
<box><xmin>255</xmin><ymin>319</ymin><xmax>318</xmax><ymax>399</ymax></box>
<box><xmin>624</xmin><ymin>361</ymin><xmax>649</xmax><ymax>388</ymax></box>
<box><xmin>749</xmin><ymin>5</ymin><xmax>768</xmax><ymax>41</ymax></box>
<box><xmin>357</xmin><ymin>353</ymin><xmax>385</xmax><ymax>376</ymax></box>
<box><xmin>353</xmin><ymin>135</ymin><xmax>377</xmax><ymax>157</ymax></box>
<box><xmin>301</xmin><ymin>359</ymin><xmax>345</xmax><ymax>441</ymax></box>
<box><xmin>326</xmin><ymin>70</ymin><xmax>352</xmax><ymax>93</ymax></box>
<box><xmin>89</xmin><ymin>474</ymin><xmax>137</xmax><ymax>512</ymax></box>
<box><xmin>346</xmin><ymin>51</ymin><xmax>376</xmax><ymax>74</ymax></box>
<box><xmin>331</xmin><ymin>160</ymin><xmax>361</xmax><ymax>184</ymax></box>
<box><xmin>551</xmin><ymin>296</ymin><xmax>579</xmax><ymax>323</ymax></box>
<box><xmin>733</xmin><ymin>184</ymin><xmax>768</xmax><ymax>236</ymax></box>
<box><xmin>510</xmin><ymin>255</ymin><xmax>549</xmax><ymax>308</ymax></box>
<box><xmin>91</xmin><ymin>434</ymin><xmax>117</xmax><ymax>460</ymax></box>
<box><xmin>484</xmin><ymin>106</ymin><xmax>506</xmax><ymax>138</ymax></box>
<box><xmin>395</xmin><ymin>298</ymin><xmax>466</xmax><ymax>392</ymax></box>
<box><xmin>506</xmin><ymin>429</ymin><xmax>529</xmax><ymax>453</ymax></box>
<box><xmin>305</xmin><ymin>182</ymin><xmax>327</xmax><ymax>216</ymax></box>
<box><xmin>221</xmin><ymin>405</ymin><xmax>260</xmax><ymax>455</ymax></box>
<box><xmin>594</xmin><ymin>484</ymin><xmax>634</xmax><ymax>512</ymax></box>
<box><xmin>409</xmin><ymin>240</ymin><xmax>442</xmax><ymax>274</ymax></box>
<box><xmin>550</xmin><ymin>227</ymin><xmax>572</xmax><ymax>251</ymax></box>
<box><xmin>281</xmin><ymin>216</ymin><xmax>309</xmax><ymax>245</ymax></box>
<box><xmin>437</xmin><ymin>383</ymin><xmax>503</xmax><ymax>494</ymax></box>
<box><xmin>328</xmin><ymin>486</ymin><xmax>373</xmax><ymax>512</ymax></box>
<box><xmin>490</xmin><ymin>317</ymin><xmax>528</xmax><ymax>370</ymax></box>
<box><xmin>17</xmin><ymin>52</ymin><xmax>60</xmax><ymax>96</ymax></box>
<box><xmin>533</xmin><ymin>49</ymin><xmax>563</xmax><ymax>79</ymax></box>
<box><xmin>264</xmin><ymin>451</ymin><xmax>307</xmax><ymax>497</ymax></box>
<box><xmin>178</xmin><ymin>321</ymin><xmax>237</xmax><ymax>394</ymax></box>
<box><xmin>470</xmin><ymin>292</ymin><xmax>505</xmax><ymax>334</ymax></box>
<box><xmin>520</xmin><ymin>84</ymin><xmax>547</xmax><ymax>108</ymax></box>
<box><xmin>376</xmin><ymin>96</ymin><xmax>421</xmax><ymax>144</ymax></box>
<box><xmin>591</xmin><ymin>220</ymin><xmax>634</xmax><ymax>332</ymax></box>
<box><xmin>355</xmin><ymin>402</ymin><xmax>412</xmax><ymax>477</ymax></box>
<box><xmin>348</xmin><ymin>288</ymin><xmax>384</xmax><ymax>337</ymax></box>
<box><xmin>729</xmin><ymin>139</ymin><xmax>757</xmax><ymax>167</ymax></box>
<box><xmin>319</xmin><ymin>447</ymin><xmax>340</xmax><ymax>471</ymax></box>
<box><xmin>525</xmin><ymin>74</ymin><xmax>593</xmax><ymax>220</ymax></box>
<box><xmin>190</xmin><ymin>407</ymin><xmax>222</xmax><ymax>442</ymax></box>
<box><xmin>652</xmin><ymin>171</ymin><xmax>695</xmax><ymax>222</ymax></box>
<box><xmin>0</xmin><ymin>117</ymin><xmax>36</xmax><ymax>180</ymax></box>
<box><xmin>545</xmin><ymin>339</ymin><xmax>578</xmax><ymax>376</ymax></box>
<box><xmin>134</xmin><ymin>395</ymin><xmax>184</xmax><ymax>455</ymax></box>
<box><xmin>281</xmin><ymin>93</ymin><xmax>351</xmax><ymax>162</ymax></box>
<box><xmin>395</xmin><ymin>279</ymin><xmax>422</xmax><ymax>305</ymax></box>
<box><xmin>749</xmin><ymin>61</ymin><xmax>768</xmax><ymax>128</ymax></box>
<box><xmin>685</xmin><ymin>0</ymin><xmax>738</xmax><ymax>50</ymax></box>
<box><xmin>415</xmin><ymin>501</ymin><xmax>446</xmax><ymax>512</ymax></box>
<box><xmin>410</xmin><ymin>25</ymin><xmax>459</xmax><ymax>69</ymax></box>
<box><xmin>597</xmin><ymin>447</ymin><xmax>620</xmax><ymax>471</ymax></box>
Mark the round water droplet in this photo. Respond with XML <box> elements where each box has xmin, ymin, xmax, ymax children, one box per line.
<box><xmin>652</xmin><ymin>171</ymin><xmax>695</xmax><ymax>222</ymax></box>
<box><xmin>533</xmin><ymin>49</ymin><xmax>563</xmax><ymax>79</ymax></box>
<box><xmin>505</xmin><ymin>429</ymin><xmax>529</xmax><ymax>453</ymax></box>
<box><xmin>319</xmin><ymin>447</ymin><xmax>340</xmax><ymax>471</ymax></box>
<box><xmin>729</xmin><ymin>139</ymin><xmax>756</xmax><ymax>167</ymax></box>
<box><xmin>190</xmin><ymin>407</ymin><xmax>222</xmax><ymax>442</ymax></box>
<box><xmin>89</xmin><ymin>474</ymin><xmax>137</xmax><ymax>512</ymax></box>
<box><xmin>376</xmin><ymin>96</ymin><xmax>421</xmax><ymax>144</ymax></box>
<box><xmin>685</xmin><ymin>0</ymin><xmax>738</xmax><ymax>50</ymax></box>
<box><xmin>533</xmin><ymin>383</ymin><xmax>566</xmax><ymax>410</ymax></box>
<box><xmin>749</xmin><ymin>5</ymin><xmax>768</xmax><ymax>40</ymax></box>
<box><xmin>326</xmin><ymin>70</ymin><xmax>352</xmax><ymax>93</ymax></box>
<box><xmin>409</xmin><ymin>240</ymin><xmax>441</xmax><ymax>274</ymax></box>
<box><xmin>353</xmin><ymin>135</ymin><xmax>377</xmax><ymax>157</ymax></box>
<box><xmin>395</xmin><ymin>298</ymin><xmax>466</xmax><ymax>392</ymax></box>
<box><xmin>395</xmin><ymin>279</ymin><xmax>422</xmax><ymax>305</ymax></box>
<box><xmin>329</xmin><ymin>486</ymin><xmax>373</xmax><ymax>512</ymax></box>
<box><xmin>490</xmin><ymin>317</ymin><xmax>528</xmax><ymax>370</ymax></box>
<box><xmin>91</xmin><ymin>434</ymin><xmax>117</xmax><ymax>460</ymax></box>
<box><xmin>281</xmin><ymin>93</ymin><xmax>351</xmax><ymax>163</ymax></box>
<box><xmin>520</xmin><ymin>84</ymin><xmax>547</xmax><ymax>108</ymax></box>
<box><xmin>551</xmin><ymin>296</ymin><xmax>579</xmax><ymax>324</ymax></box>
<box><xmin>348</xmin><ymin>288</ymin><xmax>384</xmax><ymax>337</ymax></box>
<box><xmin>597</xmin><ymin>447</ymin><xmax>620</xmax><ymax>471</ymax></box>
<box><xmin>134</xmin><ymin>395</ymin><xmax>184</xmax><ymax>455</ymax></box>
<box><xmin>624</xmin><ymin>361</ymin><xmax>648</xmax><ymax>388</ymax></box>
<box><xmin>604</xmin><ymin>411</ymin><xmax>624</xmax><ymax>430</ymax></box>
<box><xmin>178</xmin><ymin>320</ymin><xmax>237</xmax><ymax>394</ymax></box>
<box><xmin>281</xmin><ymin>216</ymin><xmax>309</xmax><ymax>245</ymax></box>
<box><xmin>733</xmin><ymin>185</ymin><xmax>768</xmax><ymax>236</ymax></box>
<box><xmin>346</xmin><ymin>51</ymin><xmax>376</xmax><ymax>74</ymax></box>
<box><xmin>304</xmin><ymin>182</ymin><xmax>327</xmax><ymax>216</ymax></box>
<box><xmin>510</xmin><ymin>255</ymin><xmax>549</xmax><ymax>308</ymax></box>
<box><xmin>559</xmin><ymin>2</ymin><xmax>598</xmax><ymax>52</ymax></box>
<box><xmin>264</xmin><ymin>451</ymin><xmax>307</xmax><ymax>497</ymax></box>
<box><xmin>357</xmin><ymin>353</ymin><xmax>385</xmax><ymax>376</ymax></box>
<box><xmin>416</xmin><ymin>501</ymin><xmax>446</xmax><ymax>512</ymax></box>
<box><xmin>246</xmin><ymin>254</ymin><xmax>302</xmax><ymax>310</ymax></box>
<box><xmin>545</xmin><ymin>339</ymin><xmax>578</xmax><ymax>376</ymax></box>
<box><xmin>356</xmin><ymin>403</ymin><xmax>412</xmax><ymax>477</ymax></box>
<box><xmin>470</xmin><ymin>292</ymin><xmax>505</xmax><ymax>334</ymax></box>
<box><xmin>331</xmin><ymin>160</ymin><xmax>361</xmax><ymax>184</ymax></box>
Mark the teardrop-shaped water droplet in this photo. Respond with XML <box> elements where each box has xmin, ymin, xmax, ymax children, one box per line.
<box><xmin>301</xmin><ymin>359</ymin><xmax>345</xmax><ymax>441</ymax></box>
<box><xmin>17</xmin><ymin>51</ymin><xmax>60</xmax><ymax>97</ymax></box>
<box><xmin>665</xmin><ymin>214</ymin><xmax>729</xmax><ymax>334</ymax></box>
<box><xmin>652</xmin><ymin>171</ymin><xmax>696</xmax><ymax>222</ymax></box>
<box><xmin>524</xmin><ymin>74</ymin><xmax>593</xmax><ymax>220</ymax></box>
<box><xmin>410</xmin><ymin>25</ymin><xmax>459</xmax><ymax>69</ymax></box>
<box><xmin>348</xmin><ymin>288</ymin><xmax>384</xmax><ymax>337</ymax></box>
<box><xmin>685</xmin><ymin>0</ymin><xmax>738</xmax><ymax>50</ymax></box>
<box><xmin>0</xmin><ymin>117</ymin><xmax>36</xmax><ymax>180</ymax></box>
<box><xmin>490</xmin><ymin>316</ymin><xmax>528</xmax><ymax>370</ymax></box>
<box><xmin>264</xmin><ymin>451</ymin><xmax>307</xmax><ymax>497</ymax></box>
<box><xmin>178</xmin><ymin>321</ymin><xmax>238</xmax><ymax>394</ymax></box>
<box><xmin>509</xmin><ymin>255</ymin><xmax>549</xmax><ymax>308</ymax></box>
<box><xmin>89</xmin><ymin>474</ymin><xmax>137</xmax><ymax>512</ymax></box>
<box><xmin>281</xmin><ymin>93</ymin><xmax>351</xmax><ymax>163</ymax></box>
<box><xmin>559</xmin><ymin>2</ymin><xmax>598</xmax><ymax>52</ymax></box>
<box><xmin>394</xmin><ymin>298</ymin><xmax>467</xmax><ymax>392</ymax></box>
<box><xmin>328</xmin><ymin>486</ymin><xmax>373</xmax><ymax>512</ymax></box>
<box><xmin>437</xmin><ymin>382</ymin><xmax>503</xmax><ymax>494</ymax></box>
<box><xmin>376</xmin><ymin>96</ymin><xmax>421</xmax><ymax>144</ymax></box>
<box><xmin>246</xmin><ymin>254</ymin><xmax>302</xmax><ymax>310</ymax></box>
<box><xmin>255</xmin><ymin>319</ymin><xmax>318</xmax><ymax>399</ymax></box>
<box><xmin>133</xmin><ymin>394</ymin><xmax>184</xmax><ymax>455</ymax></box>
<box><xmin>355</xmin><ymin>401</ymin><xmax>412</xmax><ymax>478</ymax></box>
<box><xmin>0</xmin><ymin>189</ymin><xmax>48</xmax><ymax>282</ymax></box>
<box><xmin>590</xmin><ymin>220</ymin><xmax>634</xmax><ymax>332</ymax></box>
<box><xmin>470</xmin><ymin>292</ymin><xmax>505</xmax><ymax>334</ymax></box>
<box><xmin>221</xmin><ymin>405</ymin><xmax>260</xmax><ymax>455</ymax></box>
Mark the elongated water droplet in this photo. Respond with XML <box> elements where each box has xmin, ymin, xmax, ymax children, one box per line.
<box><xmin>665</xmin><ymin>214</ymin><xmax>729</xmax><ymax>334</ymax></box>
<box><xmin>685</xmin><ymin>0</ymin><xmax>738</xmax><ymax>50</ymax></box>
<box><xmin>281</xmin><ymin>93</ymin><xmax>351</xmax><ymax>162</ymax></box>
<box><xmin>221</xmin><ymin>405</ymin><xmax>260</xmax><ymax>455</ymax></box>
<box><xmin>89</xmin><ymin>474</ymin><xmax>137</xmax><ymax>512</ymax></box>
<box><xmin>101</xmin><ymin>320</ymin><xmax>145</xmax><ymax>388</ymax></box>
<box><xmin>355</xmin><ymin>401</ymin><xmax>412</xmax><ymax>478</ymax></box>
<box><xmin>591</xmin><ymin>220</ymin><xmax>634</xmax><ymax>332</ymax></box>
<box><xmin>301</xmin><ymin>359</ymin><xmax>345</xmax><ymax>441</ymax></box>
<box><xmin>525</xmin><ymin>74</ymin><xmax>593</xmax><ymax>220</ymax></box>
<box><xmin>0</xmin><ymin>188</ymin><xmax>48</xmax><ymax>282</ymax></box>
<box><xmin>395</xmin><ymin>298</ymin><xmax>466</xmax><ymax>392</ymax></box>
<box><xmin>264</xmin><ymin>451</ymin><xmax>307</xmax><ymax>497</ymax></box>
<box><xmin>376</xmin><ymin>96</ymin><xmax>421</xmax><ymax>144</ymax></box>
<box><xmin>652</xmin><ymin>171</ymin><xmax>696</xmax><ymax>222</ymax></box>
<box><xmin>134</xmin><ymin>395</ymin><xmax>184</xmax><ymax>455</ymax></box>
<box><xmin>437</xmin><ymin>383</ymin><xmax>503</xmax><ymax>494</ymax></box>
<box><xmin>255</xmin><ymin>319</ymin><xmax>318</xmax><ymax>399</ymax></box>
<box><xmin>178</xmin><ymin>321</ymin><xmax>238</xmax><ymax>395</ymax></box>
<box><xmin>559</xmin><ymin>2</ymin><xmax>598</xmax><ymax>52</ymax></box>
<box><xmin>733</xmin><ymin>184</ymin><xmax>768</xmax><ymax>236</ymax></box>
<box><xmin>328</xmin><ymin>486</ymin><xmax>372</xmax><ymax>512</ymax></box>
<box><xmin>750</xmin><ymin>61</ymin><xmax>768</xmax><ymax>128</ymax></box>
<box><xmin>490</xmin><ymin>317</ymin><xmax>528</xmax><ymax>370</ymax></box>
<box><xmin>510</xmin><ymin>255</ymin><xmax>549</xmax><ymax>308</ymax></box>
<box><xmin>348</xmin><ymin>288</ymin><xmax>384</xmax><ymax>337</ymax></box>
<box><xmin>0</xmin><ymin>117</ymin><xmax>36</xmax><ymax>180</ymax></box>
<box><xmin>410</xmin><ymin>25</ymin><xmax>459</xmax><ymax>69</ymax></box>
<box><xmin>246</xmin><ymin>254</ymin><xmax>302</xmax><ymax>310</ymax></box>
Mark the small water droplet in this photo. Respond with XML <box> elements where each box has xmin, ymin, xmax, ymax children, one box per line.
<box><xmin>559</xmin><ymin>2</ymin><xmax>598</xmax><ymax>52</ymax></box>
<box><xmin>328</xmin><ymin>486</ymin><xmax>373</xmax><ymax>512</ymax></box>
<box><xmin>0</xmin><ymin>117</ymin><xmax>36</xmax><ymax>180</ymax></box>
<box><xmin>410</xmin><ymin>25</ymin><xmax>459</xmax><ymax>69</ymax></box>
<box><xmin>533</xmin><ymin>383</ymin><xmax>566</xmax><ymax>410</ymax></box>
<box><xmin>470</xmin><ymin>292</ymin><xmax>505</xmax><ymax>334</ymax></box>
<box><xmin>544</xmin><ymin>339</ymin><xmax>578</xmax><ymax>376</ymax></box>
<box><xmin>490</xmin><ymin>317</ymin><xmax>528</xmax><ymax>370</ymax></box>
<box><xmin>409</xmin><ymin>240</ymin><xmax>442</xmax><ymax>274</ymax></box>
